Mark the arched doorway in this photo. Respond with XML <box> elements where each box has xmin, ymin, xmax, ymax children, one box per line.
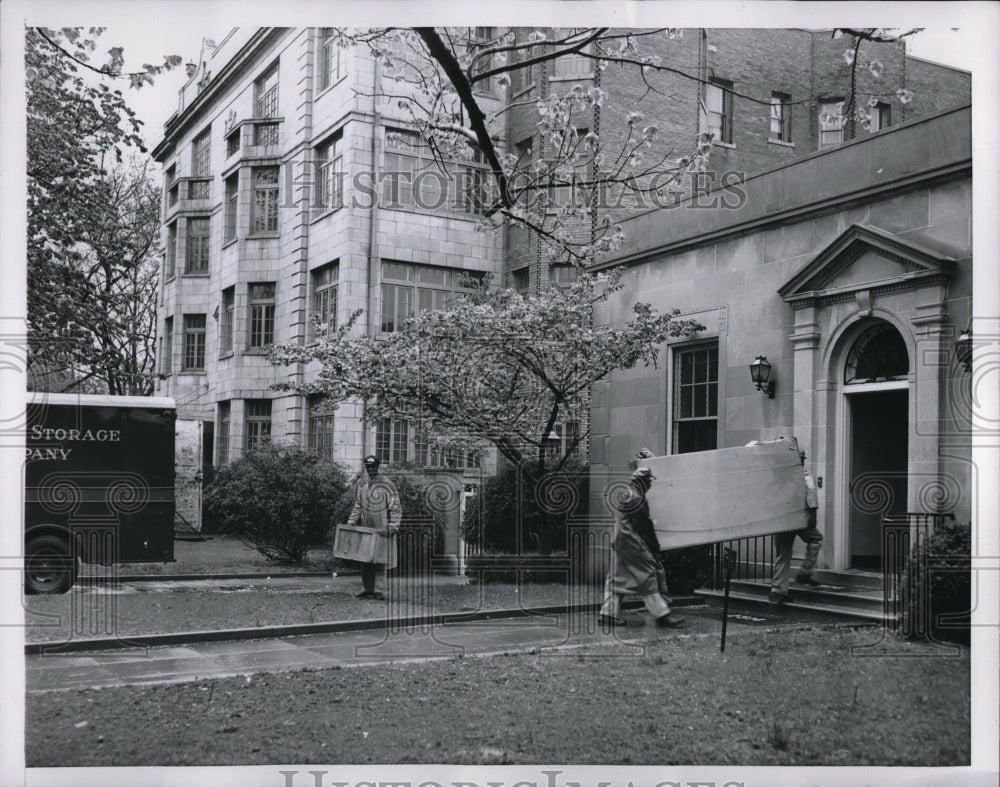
<box><xmin>842</xmin><ymin>321</ymin><xmax>910</xmax><ymax>570</ymax></box>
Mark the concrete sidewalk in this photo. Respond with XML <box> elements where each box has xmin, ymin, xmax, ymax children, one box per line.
<box><xmin>26</xmin><ymin>605</ymin><xmax>781</xmax><ymax>693</ymax></box>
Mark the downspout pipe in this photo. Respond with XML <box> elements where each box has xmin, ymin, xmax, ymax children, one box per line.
<box><xmin>363</xmin><ymin>56</ymin><xmax>382</xmax><ymax>459</ymax></box>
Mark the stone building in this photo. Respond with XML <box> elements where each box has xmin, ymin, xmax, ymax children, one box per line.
<box><xmin>590</xmin><ymin>104</ymin><xmax>972</xmax><ymax>574</ymax></box>
<box><xmin>152</xmin><ymin>28</ymin><xmax>502</xmax><ymax>471</ymax></box>
<box><xmin>150</xmin><ymin>27</ymin><xmax>969</xmax><ymax>562</ymax></box>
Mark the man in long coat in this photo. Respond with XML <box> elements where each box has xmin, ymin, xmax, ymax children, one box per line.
<box><xmin>599</xmin><ymin>466</ymin><xmax>686</xmax><ymax>628</ymax></box>
<box><xmin>347</xmin><ymin>454</ymin><xmax>401</xmax><ymax>599</ymax></box>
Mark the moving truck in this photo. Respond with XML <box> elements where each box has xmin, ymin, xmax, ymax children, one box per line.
<box><xmin>23</xmin><ymin>393</ymin><xmax>177</xmax><ymax>593</ymax></box>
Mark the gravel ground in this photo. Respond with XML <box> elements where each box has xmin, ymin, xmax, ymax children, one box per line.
<box><xmin>26</xmin><ymin>626</ymin><xmax>971</xmax><ymax>767</ymax></box>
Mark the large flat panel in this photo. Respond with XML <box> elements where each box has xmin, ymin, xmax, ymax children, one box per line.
<box><xmin>640</xmin><ymin>437</ymin><xmax>810</xmax><ymax>549</ymax></box>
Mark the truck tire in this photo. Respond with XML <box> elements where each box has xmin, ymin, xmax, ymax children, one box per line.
<box><xmin>25</xmin><ymin>535</ymin><xmax>75</xmax><ymax>595</ymax></box>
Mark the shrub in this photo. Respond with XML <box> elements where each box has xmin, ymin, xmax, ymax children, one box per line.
<box><xmin>903</xmin><ymin>520</ymin><xmax>971</xmax><ymax>644</ymax></box>
<box><xmin>461</xmin><ymin>460</ymin><xmax>590</xmax><ymax>555</ymax></box>
<box><xmin>660</xmin><ymin>544</ymin><xmax>713</xmax><ymax>594</ymax></box>
<box><xmin>331</xmin><ymin>464</ymin><xmax>447</xmax><ymax>575</ymax></box>
<box><xmin>203</xmin><ymin>444</ymin><xmax>351</xmax><ymax>564</ymax></box>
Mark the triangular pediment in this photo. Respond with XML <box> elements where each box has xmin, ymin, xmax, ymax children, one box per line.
<box><xmin>779</xmin><ymin>224</ymin><xmax>956</xmax><ymax>306</ymax></box>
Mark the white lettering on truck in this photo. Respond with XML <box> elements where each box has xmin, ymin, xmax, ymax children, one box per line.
<box><xmin>29</xmin><ymin>426</ymin><xmax>121</xmax><ymax>442</ymax></box>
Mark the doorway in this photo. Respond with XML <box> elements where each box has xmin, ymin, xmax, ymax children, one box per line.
<box><xmin>847</xmin><ymin>389</ymin><xmax>909</xmax><ymax>570</ymax></box>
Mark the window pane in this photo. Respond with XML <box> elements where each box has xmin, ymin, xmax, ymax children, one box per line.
<box><xmin>381</xmin><ymin>284</ymin><xmax>396</xmax><ymax>333</ymax></box>
<box><xmin>706</xmin><ymin>84</ymin><xmax>723</xmax><ymax>113</ymax></box>
<box><xmin>376</xmin><ymin>418</ymin><xmax>392</xmax><ymax>462</ymax></box>
<box><xmin>672</xmin><ymin>344</ymin><xmax>719</xmax><ymax>454</ymax></box>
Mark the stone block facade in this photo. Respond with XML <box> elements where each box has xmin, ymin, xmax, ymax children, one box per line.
<box><xmin>591</xmin><ymin>106</ymin><xmax>973</xmax><ymax>571</ymax></box>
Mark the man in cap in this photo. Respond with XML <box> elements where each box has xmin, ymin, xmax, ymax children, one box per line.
<box><xmin>347</xmin><ymin>454</ymin><xmax>401</xmax><ymax>599</ymax></box>
<box><xmin>769</xmin><ymin>448</ymin><xmax>823</xmax><ymax>605</ymax></box>
<box><xmin>599</xmin><ymin>461</ymin><xmax>685</xmax><ymax>629</ymax></box>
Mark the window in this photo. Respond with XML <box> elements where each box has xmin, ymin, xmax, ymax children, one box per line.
<box><xmin>544</xmin><ymin>420</ymin><xmax>580</xmax><ymax>459</ymax></box>
<box><xmin>182</xmin><ymin>314</ymin><xmax>206</xmax><ymax>371</ymax></box>
<box><xmin>704</xmin><ymin>79</ymin><xmax>734</xmax><ymax>144</ymax></box>
<box><xmin>310</xmin><ymin>262</ymin><xmax>338</xmax><ymax>338</ymax></box>
<box><xmin>770</xmin><ymin>92</ymin><xmax>791</xmax><ymax>143</ymax></box>
<box><xmin>550</xmin><ymin>29</ymin><xmax>594</xmax><ymax>78</ymax></box>
<box><xmin>513</xmin><ymin>267</ymin><xmax>530</xmax><ymax>295</ymax></box>
<box><xmin>192</xmin><ymin>128</ymin><xmax>211</xmax><ymax>177</ymax></box>
<box><xmin>318</xmin><ymin>28</ymin><xmax>345</xmax><ymax>91</ymax></box>
<box><xmin>514</xmin><ymin>137</ymin><xmax>532</xmax><ymax>166</ymax></box>
<box><xmin>165</xmin><ymin>164</ymin><xmax>178</xmax><ymax>206</ymax></box>
<box><xmin>226</xmin><ymin>128</ymin><xmax>240</xmax><ymax>158</ymax></box>
<box><xmin>166</xmin><ymin>222</ymin><xmax>177</xmax><ymax>279</ymax></box>
<box><xmin>244</xmin><ymin>399</ymin><xmax>272</xmax><ymax>452</ymax></box>
<box><xmin>382</xmin><ymin>128</ymin><xmax>486</xmax><ymax>214</ymax></box>
<box><xmin>545</xmin><ymin>126</ymin><xmax>593</xmax><ymax>209</ymax></box>
<box><xmin>185</xmin><ymin>217</ymin><xmax>210</xmax><ymax>274</ymax></box>
<box><xmin>818</xmin><ymin>99</ymin><xmax>845</xmax><ymax>149</ymax></box>
<box><xmin>470</xmin><ymin>27</ymin><xmax>495</xmax><ymax>93</ymax></box>
<box><xmin>220</xmin><ymin>286</ymin><xmax>235</xmax><ymax>355</ymax></box>
<box><xmin>217</xmin><ymin>401</ymin><xmax>231</xmax><ymax>465</ymax></box>
<box><xmin>380</xmin><ymin>260</ymin><xmax>482</xmax><ymax>333</ymax></box>
<box><xmin>414</xmin><ymin>431</ymin><xmax>479</xmax><ymax>469</ymax></box>
<box><xmin>162</xmin><ymin>316</ymin><xmax>173</xmax><ymax>375</ymax></box>
<box><xmin>844</xmin><ymin>322</ymin><xmax>908</xmax><ymax>384</ymax></box>
<box><xmin>869</xmin><ymin>101</ymin><xmax>891</xmax><ymax>132</ymax></box>
<box><xmin>248</xmin><ymin>283</ymin><xmax>276</xmax><ymax>348</ymax></box>
<box><xmin>308</xmin><ymin>396</ymin><xmax>335</xmax><ymax>459</ymax></box>
<box><xmin>383</xmin><ymin>128</ymin><xmax>423</xmax><ymax>208</ymax></box>
<box><xmin>315</xmin><ymin>132</ymin><xmax>344</xmax><ymax>210</ymax></box>
<box><xmin>224</xmin><ymin>174</ymin><xmax>238</xmax><ymax>243</ymax></box>
<box><xmin>455</xmin><ymin>150</ymin><xmax>489</xmax><ymax>215</ymax></box>
<box><xmin>376</xmin><ymin>418</ymin><xmax>409</xmax><ymax>464</ymax></box>
<box><xmin>251</xmin><ymin>167</ymin><xmax>279</xmax><ymax>234</ymax></box>
<box><xmin>672</xmin><ymin>343</ymin><xmax>719</xmax><ymax>454</ymax></box>
<box><xmin>255</xmin><ymin>62</ymin><xmax>279</xmax><ymax>118</ymax></box>
<box><xmin>509</xmin><ymin>30</ymin><xmax>536</xmax><ymax>93</ymax></box>
<box><xmin>549</xmin><ymin>263</ymin><xmax>579</xmax><ymax>288</ymax></box>
<box><xmin>253</xmin><ymin>122</ymin><xmax>279</xmax><ymax>147</ymax></box>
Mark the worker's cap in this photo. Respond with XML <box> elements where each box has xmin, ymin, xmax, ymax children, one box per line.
<box><xmin>631</xmin><ymin>466</ymin><xmax>656</xmax><ymax>481</ymax></box>
<box><xmin>363</xmin><ymin>455</ymin><xmax>380</xmax><ymax>468</ymax></box>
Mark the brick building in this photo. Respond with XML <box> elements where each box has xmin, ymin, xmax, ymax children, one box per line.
<box><xmin>151</xmin><ymin>27</ymin><xmax>969</xmax><ymax>562</ymax></box>
<box><xmin>504</xmin><ymin>28</ymin><xmax>970</xmax><ymax>293</ymax></box>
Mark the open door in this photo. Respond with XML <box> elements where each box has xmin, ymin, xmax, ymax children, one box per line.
<box><xmin>847</xmin><ymin>389</ymin><xmax>908</xmax><ymax>570</ymax></box>
<box><xmin>174</xmin><ymin>418</ymin><xmax>203</xmax><ymax>534</ymax></box>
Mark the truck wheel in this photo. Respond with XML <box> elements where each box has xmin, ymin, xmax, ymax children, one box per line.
<box><xmin>25</xmin><ymin>536</ymin><xmax>75</xmax><ymax>594</ymax></box>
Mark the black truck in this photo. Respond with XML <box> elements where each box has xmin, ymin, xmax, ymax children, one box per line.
<box><xmin>24</xmin><ymin>393</ymin><xmax>177</xmax><ymax>593</ymax></box>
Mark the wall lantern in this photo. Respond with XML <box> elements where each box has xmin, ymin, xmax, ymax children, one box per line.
<box><xmin>955</xmin><ymin>327</ymin><xmax>973</xmax><ymax>373</ymax></box>
<box><xmin>749</xmin><ymin>355</ymin><xmax>776</xmax><ymax>398</ymax></box>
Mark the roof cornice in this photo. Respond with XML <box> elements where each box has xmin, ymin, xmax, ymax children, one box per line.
<box><xmin>152</xmin><ymin>27</ymin><xmax>288</xmax><ymax>162</ymax></box>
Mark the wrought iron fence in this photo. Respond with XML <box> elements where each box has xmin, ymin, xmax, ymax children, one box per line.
<box><xmin>708</xmin><ymin>535</ymin><xmax>775</xmax><ymax>589</ymax></box>
<box><xmin>880</xmin><ymin>511</ymin><xmax>956</xmax><ymax>632</ymax></box>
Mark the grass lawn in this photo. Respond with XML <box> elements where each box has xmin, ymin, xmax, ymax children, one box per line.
<box><xmin>26</xmin><ymin>624</ymin><xmax>969</xmax><ymax>767</ymax></box>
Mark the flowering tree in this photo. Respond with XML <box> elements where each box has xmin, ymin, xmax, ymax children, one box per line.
<box><xmin>270</xmin><ymin>268</ymin><xmax>704</xmax><ymax>480</ymax></box>
<box><xmin>340</xmin><ymin>26</ymin><xmax>923</xmax><ymax>265</ymax></box>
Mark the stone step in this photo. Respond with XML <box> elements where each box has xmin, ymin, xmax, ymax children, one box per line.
<box><xmin>727</xmin><ymin>562</ymin><xmax>884</xmax><ymax>592</ymax></box>
<box><xmin>726</xmin><ymin>579</ymin><xmax>890</xmax><ymax>612</ymax></box>
<box><xmin>696</xmin><ymin>588</ymin><xmax>895</xmax><ymax>626</ymax></box>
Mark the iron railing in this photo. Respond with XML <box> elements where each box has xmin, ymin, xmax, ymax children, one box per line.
<box><xmin>881</xmin><ymin>511</ymin><xmax>956</xmax><ymax>633</ymax></box>
<box><xmin>708</xmin><ymin>535</ymin><xmax>775</xmax><ymax>590</ymax></box>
